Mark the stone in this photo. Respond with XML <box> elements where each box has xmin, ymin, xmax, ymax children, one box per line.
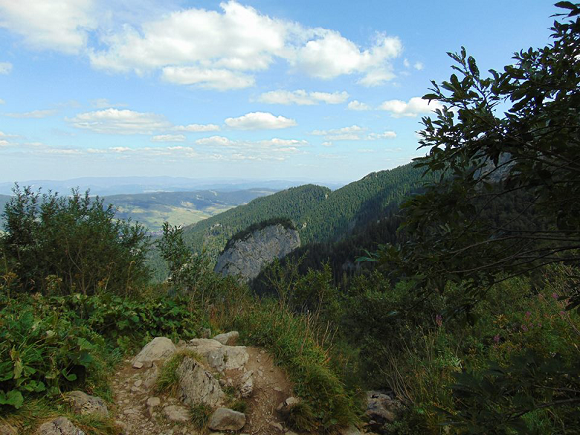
<box><xmin>213</xmin><ymin>331</ymin><xmax>239</xmax><ymax>346</ymax></box>
<box><xmin>277</xmin><ymin>396</ymin><xmax>300</xmax><ymax>416</ymax></box>
<box><xmin>142</xmin><ymin>364</ymin><xmax>160</xmax><ymax>389</ymax></box>
<box><xmin>208</xmin><ymin>408</ymin><xmax>246</xmax><ymax>431</ymax></box>
<box><xmin>239</xmin><ymin>370</ymin><xmax>254</xmax><ymax>398</ymax></box>
<box><xmin>133</xmin><ymin>337</ymin><xmax>176</xmax><ymax>368</ymax></box>
<box><xmin>214</xmin><ymin>223</ymin><xmax>300</xmax><ymax>283</ymax></box>
<box><xmin>36</xmin><ymin>417</ymin><xmax>85</xmax><ymax>435</ymax></box>
<box><xmin>201</xmin><ymin>328</ymin><xmax>212</xmax><ymax>338</ymax></box>
<box><xmin>0</xmin><ymin>424</ymin><xmax>17</xmax><ymax>435</ymax></box>
<box><xmin>132</xmin><ymin>361</ymin><xmax>144</xmax><ymax>369</ymax></box>
<box><xmin>147</xmin><ymin>397</ymin><xmax>161</xmax><ymax>407</ymax></box>
<box><xmin>134</xmin><ymin>379</ymin><xmax>142</xmax><ymax>387</ymax></box>
<box><xmin>186</xmin><ymin>339</ymin><xmax>249</xmax><ymax>372</ymax></box>
<box><xmin>66</xmin><ymin>391</ymin><xmax>109</xmax><ymax>417</ymax></box>
<box><xmin>269</xmin><ymin>422</ymin><xmax>284</xmax><ymax>431</ymax></box>
<box><xmin>163</xmin><ymin>405</ymin><xmax>190</xmax><ymax>423</ymax></box>
<box><xmin>176</xmin><ymin>356</ymin><xmax>225</xmax><ymax>407</ymax></box>
<box><xmin>366</xmin><ymin>391</ymin><xmax>404</xmax><ymax>430</ymax></box>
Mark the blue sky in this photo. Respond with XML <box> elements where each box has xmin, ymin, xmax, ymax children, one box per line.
<box><xmin>0</xmin><ymin>1</ymin><xmax>556</xmax><ymax>183</ymax></box>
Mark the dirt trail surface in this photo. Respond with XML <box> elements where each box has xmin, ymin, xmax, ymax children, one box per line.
<box><xmin>111</xmin><ymin>343</ymin><xmax>296</xmax><ymax>435</ymax></box>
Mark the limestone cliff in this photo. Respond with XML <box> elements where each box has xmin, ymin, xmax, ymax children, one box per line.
<box><xmin>214</xmin><ymin>222</ymin><xmax>300</xmax><ymax>282</ymax></box>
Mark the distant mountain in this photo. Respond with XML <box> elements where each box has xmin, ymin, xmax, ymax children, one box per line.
<box><xmin>178</xmin><ymin>163</ymin><xmax>428</xmax><ymax>260</ymax></box>
<box><xmin>0</xmin><ymin>177</ymin><xmax>345</xmax><ymax>196</ymax></box>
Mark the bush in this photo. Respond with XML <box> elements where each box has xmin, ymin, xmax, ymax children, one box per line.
<box><xmin>2</xmin><ymin>186</ymin><xmax>150</xmax><ymax>296</ymax></box>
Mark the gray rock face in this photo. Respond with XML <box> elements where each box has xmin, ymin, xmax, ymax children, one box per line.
<box><xmin>66</xmin><ymin>391</ymin><xmax>109</xmax><ymax>417</ymax></box>
<box><xmin>132</xmin><ymin>337</ymin><xmax>176</xmax><ymax>368</ymax></box>
<box><xmin>36</xmin><ymin>417</ymin><xmax>85</xmax><ymax>435</ymax></box>
<box><xmin>214</xmin><ymin>224</ymin><xmax>300</xmax><ymax>282</ymax></box>
<box><xmin>162</xmin><ymin>405</ymin><xmax>190</xmax><ymax>422</ymax></box>
<box><xmin>213</xmin><ymin>331</ymin><xmax>239</xmax><ymax>346</ymax></box>
<box><xmin>208</xmin><ymin>407</ymin><xmax>246</xmax><ymax>431</ymax></box>
<box><xmin>176</xmin><ymin>356</ymin><xmax>225</xmax><ymax>407</ymax></box>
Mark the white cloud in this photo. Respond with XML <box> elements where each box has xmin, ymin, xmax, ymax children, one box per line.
<box><xmin>87</xmin><ymin>2</ymin><xmax>402</xmax><ymax>88</ymax></box>
<box><xmin>195</xmin><ymin>135</ymin><xmax>307</xmax><ymax>161</ymax></box>
<box><xmin>67</xmin><ymin>108</ymin><xmax>171</xmax><ymax>134</ymax></box>
<box><xmin>0</xmin><ymin>99</ymin><xmax>4</xmax><ymax>104</ymax></box>
<box><xmin>312</xmin><ymin>125</ymin><xmax>395</xmax><ymax>141</ymax></box>
<box><xmin>322</xmin><ymin>141</ymin><xmax>333</xmax><ymax>147</ymax></box>
<box><xmin>0</xmin><ymin>0</ymin><xmax>96</xmax><ymax>54</ymax></box>
<box><xmin>174</xmin><ymin>124</ymin><xmax>220</xmax><ymax>132</ymax></box>
<box><xmin>291</xmin><ymin>31</ymin><xmax>402</xmax><ymax>86</ymax></box>
<box><xmin>0</xmin><ymin>62</ymin><xmax>12</xmax><ymax>74</ymax></box>
<box><xmin>379</xmin><ymin>97</ymin><xmax>443</xmax><ymax>117</ymax></box>
<box><xmin>414</xmin><ymin>61</ymin><xmax>424</xmax><ymax>70</ymax></box>
<box><xmin>162</xmin><ymin>67</ymin><xmax>255</xmax><ymax>90</ymax></box>
<box><xmin>367</xmin><ymin>131</ymin><xmax>397</xmax><ymax>140</ymax></box>
<box><xmin>90</xmin><ymin>98</ymin><xmax>128</xmax><ymax>108</ymax></box>
<box><xmin>4</xmin><ymin>109</ymin><xmax>58</xmax><ymax>118</ymax></box>
<box><xmin>257</xmin><ymin>90</ymin><xmax>348</xmax><ymax>105</ymax></box>
<box><xmin>151</xmin><ymin>134</ymin><xmax>186</xmax><ymax>142</ymax></box>
<box><xmin>225</xmin><ymin>112</ymin><xmax>296</xmax><ymax>130</ymax></box>
<box><xmin>347</xmin><ymin>100</ymin><xmax>370</xmax><ymax>111</ymax></box>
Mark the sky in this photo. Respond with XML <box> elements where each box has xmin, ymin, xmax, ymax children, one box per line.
<box><xmin>0</xmin><ymin>0</ymin><xmax>557</xmax><ymax>184</ymax></box>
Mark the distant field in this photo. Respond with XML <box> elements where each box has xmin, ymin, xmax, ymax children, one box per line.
<box><xmin>103</xmin><ymin>189</ymin><xmax>276</xmax><ymax>232</ymax></box>
<box><xmin>0</xmin><ymin>189</ymin><xmax>276</xmax><ymax>233</ymax></box>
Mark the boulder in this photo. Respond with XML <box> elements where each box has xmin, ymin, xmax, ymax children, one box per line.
<box><xmin>366</xmin><ymin>391</ymin><xmax>404</xmax><ymax>430</ymax></box>
<box><xmin>208</xmin><ymin>408</ymin><xmax>246</xmax><ymax>431</ymax></box>
<box><xmin>66</xmin><ymin>391</ymin><xmax>109</xmax><ymax>417</ymax></box>
<box><xmin>163</xmin><ymin>405</ymin><xmax>190</xmax><ymax>423</ymax></box>
<box><xmin>213</xmin><ymin>331</ymin><xmax>239</xmax><ymax>346</ymax></box>
<box><xmin>36</xmin><ymin>417</ymin><xmax>85</xmax><ymax>435</ymax></box>
<box><xmin>133</xmin><ymin>337</ymin><xmax>176</xmax><ymax>368</ymax></box>
<box><xmin>176</xmin><ymin>356</ymin><xmax>225</xmax><ymax>407</ymax></box>
<box><xmin>186</xmin><ymin>339</ymin><xmax>249</xmax><ymax>372</ymax></box>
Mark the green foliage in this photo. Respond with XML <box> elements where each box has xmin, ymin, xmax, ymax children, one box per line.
<box><xmin>0</xmin><ymin>287</ymin><xmax>204</xmax><ymax>412</ymax></box>
<box><xmin>383</xmin><ymin>3</ymin><xmax>580</xmax><ymax>311</ymax></box>
<box><xmin>189</xmin><ymin>403</ymin><xmax>212</xmax><ymax>430</ymax></box>
<box><xmin>156</xmin><ymin>351</ymin><xmax>200</xmax><ymax>395</ymax></box>
<box><xmin>2</xmin><ymin>186</ymin><xmax>151</xmax><ymax>296</ymax></box>
<box><xmin>227</xmin><ymin>298</ymin><xmax>361</xmax><ymax>433</ymax></box>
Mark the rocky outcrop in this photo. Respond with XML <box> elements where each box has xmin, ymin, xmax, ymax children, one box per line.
<box><xmin>186</xmin><ymin>338</ymin><xmax>249</xmax><ymax>372</ymax></box>
<box><xmin>214</xmin><ymin>223</ymin><xmax>300</xmax><ymax>282</ymax></box>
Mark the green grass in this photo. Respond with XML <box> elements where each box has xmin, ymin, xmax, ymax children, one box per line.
<box><xmin>189</xmin><ymin>403</ymin><xmax>212</xmax><ymax>430</ymax></box>
<box><xmin>155</xmin><ymin>350</ymin><xmax>202</xmax><ymax>395</ymax></box>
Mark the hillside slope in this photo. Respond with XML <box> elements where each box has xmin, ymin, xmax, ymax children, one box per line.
<box><xmin>181</xmin><ymin>184</ymin><xmax>331</xmax><ymax>258</ymax></box>
<box><xmin>180</xmin><ymin>163</ymin><xmax>425</xmax><ymax>260</ymax></box>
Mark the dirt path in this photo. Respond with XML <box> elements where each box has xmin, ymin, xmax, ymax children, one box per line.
<box><xmin>110</xmin><ymin>345</ymin><xmax>298</xmax><ymax>435</ymax></box>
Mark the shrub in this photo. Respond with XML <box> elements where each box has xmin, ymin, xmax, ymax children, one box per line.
<box><xmin>2</xmin><ymin>186</ymin><xmax>150</xmax><ymax>296</ymax></box>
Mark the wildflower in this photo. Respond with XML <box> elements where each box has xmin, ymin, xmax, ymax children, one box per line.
<box><xmin>552</xmin><ymin>292</ymin><xmax>559</xmax><ymax>300</ymax></box>
<box><xmin>525</xmin><ymin>311</ymin><xmax>531</xmax><ymax>318</ymax></box>
<box><xmin>493</xmin><ymin>335</ymin><xmax>500</xmax><ymax>344</ymax></box>
<box><xmin>435</xmin><ymin>314</ymin><xmax>443</xmax><ymax>327</ymax></box>
<box><xmin>521</xmin><ymin>324</ymin><xmax>528</xmax><ymax>332</ymax></box>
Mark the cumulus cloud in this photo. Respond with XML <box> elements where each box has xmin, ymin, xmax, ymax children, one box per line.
<box><xmin>67</xmin><ymin>108</ymin><xmax>171</xmax><ymax>134</ymax></box>
<box><xmin>291</xmin><ymin>31</ymin><xmax>402</xmax><ymax>85</ymax></box>
<box><xmin>347</xmin><ymin>100</ymin><xmax>370</xmax><ymax>111</ymax></box>
<box><xmin>367</xmin><ymin>131</ymin><xmax>397</xmax><ymax>140</ymax></box>
<box><xmin>151</xmin><ymin>134</ymin><xmax>186</xmax><ymax>142</ymax></box>
<box><xmin>174</xmin><ymin>123</ymin><xmax>220</xmax><ymax>132</ymax></box>
<box><xmin>4</xmin><ymin>109</ymin><xmax>58</xmax><ymax>118</ymax></box>
<box><xmin>257</xmin><ymin>90</ymin><xmax>348</xmax><ymax>105</ymax></box>
<box><xmin>225</xmin><ymin>112</ymin><xmax>297</xmax><ymax>130</ymax></box>
<box><xmin>0</xmin><ymin>0</ymin><xmax>96</xmax><ymax>54</ymax></box>
<box><xmin>86</xmin><ymin>2</ymin><xmax>402</xmax><ymax>88</ymax></box>
<box><xmin>0</xmin><ymin>62</ymin><xmax>12</xmax><ymax>74</ymax></box>
<box><xmin>379</xmin><ymin>97</ymin><xmax>442</xmax><ymax>117</ymax></box>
